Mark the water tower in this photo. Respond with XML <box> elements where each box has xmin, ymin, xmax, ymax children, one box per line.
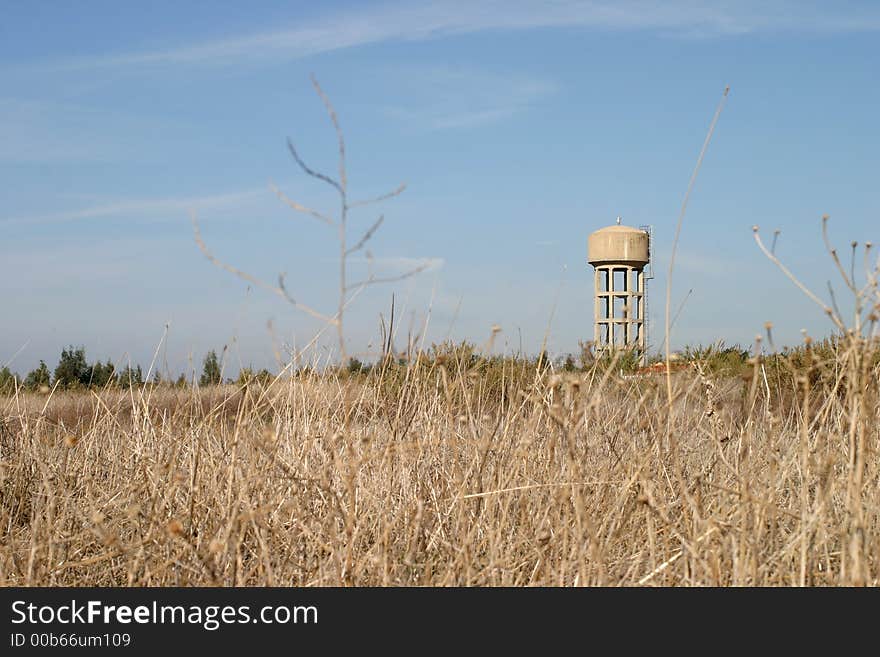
<box><xmin>588</xmin><ymin>218</ymin><xmax>651</xmax><ymax>364</ymax></box>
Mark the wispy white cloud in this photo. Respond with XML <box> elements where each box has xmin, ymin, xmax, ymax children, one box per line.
<box><xmin>422</xmin><ymin>107</ymin><xmax>519</xmax><ymax>131</ymax></box>
<box><xmin>16</xmin><ymin>1</ymin><xmax>880</xmax><ymax>73</ymax></box>
<box><xmin>349</xmin><ymin>255</ymin><xmax>445</xmax><ymax>272</ymax></box>
<box><xmin>0</xmin><ymin>236</ymin><xmax>168</xmax><ymax>286</ymax></box>
<box><xmin>2</xmin><ymin>189</ymin><xmax>265</xmax><ymax>226</ymax></box>
<box><xmin>0</xmin><ymin>98</ymin><xmax>185</xmax><ymax>164</ymax></box>
<box><xmin>377</xmin><ymin>256</ymin><xmax>445</xmax><ymax>272</ymax></box>
<box><xmin>380</xmin><ymin>67</ymin><xmax>557</xmax><ymax>130</ymax></box>
<box><xmin>0</xmin><ymin>99</ymin><xmax>113</xmax><ymax>162</ymax></box>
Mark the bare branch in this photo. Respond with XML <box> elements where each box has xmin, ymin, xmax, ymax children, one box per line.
<box><xmin>269</xmin><ymin>180</ymin><xmax>335</xmax><ymax>226</ymax></box>
<box><xmin>862</xmin><ymin>242</ymin><xmax>878</xmax><ymax>291</ymax></box>
<box><xmin>341</xmin><ymin>277</ymin><xmax>369</xmax><ymax>311</ymax></box>
<box><xmin>770</xmin><ymin>229</ymin><xmax>780</xmax><ymax>255</ymax></box>
<box><xmin>298</xmin><ymin>74</ymin><xmax>349</xmax><ymax>361</ymax></box>
<box><xmin>310</xmin><ymin>73</ymin><xmax>346</xmax><ymax>194</ymax></box>
<box><xmin>822</xmin><ymin>214</ymin><xmax>856</xmax><ymax>292</ymax></box>
<box><xmin>827</xmin><ymin>280</ymin><xmax>844</xmax><ymax>324</ymax></box>
<box><xmin>346</xmin><ymin>261</ymin><xmax>431</xmax><ymax>292</ymax></box>
<box><xmin>335</xmin><ymin>251</ymin><xmax>375</xmax><ymax>312</ymax></box>
<box><xmin>753</xmin><ymin>225</ymin><xmax>845</xmax><ymax>331</ymax></box>
<box><xmin>341</xmin><ymin>252</ymin><xmax>423</xmax><ymax>314</ymax></box>
<box><xmin>286</xmin><ymin>138</ymin><xmax>343</xmax><ymax>195</ymax></box>
<box><xmin>669</xmin><ymin>288</ymin><xmax>693</xmax><ymax>332</ymax></box>
<box><xmin>850</xmin><ymin>240</ymin><xmax>858</xmax><ymax>290</ymax></box>
<box><xmin>190</xmin><ymin>210</ymin><xmax>336</xmax><ymax>325</ymax></box>
<box><xmin>664</xmin><ymin>85</ymin><xmax>730</xmax><ymax>408</ymax></box>
<box><xmin>349</xmin><ymin>183</ymin><xmax>407</xmax><ymax>209</ymax></box>
<box><xmin>276</xmin><ymin>273</ymin><xmax>338</xmax><ymax>324</ymax></box>
<box><xmin>346</xmin><ymin>214</ymin><xmax>384</xmax><ymax>255</ymax></box>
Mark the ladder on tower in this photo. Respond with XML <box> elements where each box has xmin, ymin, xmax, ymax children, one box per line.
<box><xmin>639</xmin><ymin>224</ymin><xmax>654</xmax><ymax>365</ymax></box>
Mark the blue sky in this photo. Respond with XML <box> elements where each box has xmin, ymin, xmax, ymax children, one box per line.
<box><xmin>2</xmin><ymin>1</ymin><xmax>879</xmax><ymax>376</ymax></box>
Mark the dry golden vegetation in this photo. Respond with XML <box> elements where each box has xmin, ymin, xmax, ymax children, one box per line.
<box><xmin>3</xmin><ymin>81</ymin><xmax>877</xmax><ymax>587</ymax></box>
<box><xmin>1</xmin><ymin>326</ymin><xmax>878</xmax><ymax>586</ymax></box>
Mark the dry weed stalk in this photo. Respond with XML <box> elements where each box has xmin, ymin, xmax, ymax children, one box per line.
<box><xmin>191</xmin><ymin>75</ymin><xmax>430</xmax><ymax>362</ymax></box>
<box><xmin>753</xmin><ymin>215</ymin><xmax>879</xmax><ymax>584</ymax></box>
<box><xmin>664</xmin><ymin>86</ymin><xmax>730</xmax><ymax>412</ymax></box>
<box><xmin>2</xmin><ymin>279</ymin><xmax>878</xmax><ymax>587</ymax></box>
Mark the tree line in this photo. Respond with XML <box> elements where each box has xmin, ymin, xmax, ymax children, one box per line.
<box><xmin>0</xmin><ymin>346</ymin><xmax>271</xmax><ymax>393</ymax></box>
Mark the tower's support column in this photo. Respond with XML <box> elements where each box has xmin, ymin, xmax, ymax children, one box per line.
<box><xmin>608</xmin><ymin>267</ymin><xmax>614</xmax><ymax>348</ymax></box>
<box><xmin>638</xmin><ymin>268</ymin><xmax>646</xmax><ymax>363</ymax></box>
<box><xmin>594</xmin><ymin>267</ymin><xmax>601</xmax><ymax>347</ymax></box>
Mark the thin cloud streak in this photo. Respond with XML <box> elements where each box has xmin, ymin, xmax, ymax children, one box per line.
<box><xmin>17</xmin><ymin>1</ymin><xmax>880</xmax><ymax>73</ymax></box>
<box><xmin>349</xmin><ymin>256</ymin><xmax>445</xmax><ymax>272</ymax></box>
<box><xmin>2</xmin><ymin>189</ymin><xmax>265</xmax><ymax>226</ymax></box>
<box><xmin>379</xmin><ymin>66</ymin><xmax>557</xmax><ymax>130</ymax></box>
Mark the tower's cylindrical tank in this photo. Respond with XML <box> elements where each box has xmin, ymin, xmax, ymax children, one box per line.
<box><xmin>588</xmin><ymin>224</ymin><xmax>649</xmax><ymax>267</ymax></box>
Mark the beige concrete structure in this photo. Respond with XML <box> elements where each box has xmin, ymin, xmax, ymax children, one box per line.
<box><xmin>588</xmin><ymin>219</ymin><xmax>650</xmax><ymax>363</ymax></box>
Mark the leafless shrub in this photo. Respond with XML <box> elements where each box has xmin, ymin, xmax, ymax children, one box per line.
<box><xmin>191</xmin><ymin>75</ymin><xmax>430</xmax><ymax>362</ymax></box>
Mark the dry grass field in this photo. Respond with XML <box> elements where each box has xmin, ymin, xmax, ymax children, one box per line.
<box><xmin>1</xmin><ymin>83</ymin><xmax>876</xmax><ymax>587</ymax></box>
<box><xmin>1</xmin><ymin>329</ymin><xmax>878</xmax><ymax>586</ymax></box>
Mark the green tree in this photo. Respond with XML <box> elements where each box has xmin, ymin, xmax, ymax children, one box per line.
<box><xmin>236</xmin><ymin>367</ymin><xmax>254</xmax><ymax>386</ymax></box>
<box><xmin>200</xmin><ymin>350</ymin><xmax>222</xmax><ymax>386</ymax></box>
<box><xmin>24</xmin><ymin>361</ymin><xmax>51</xmax><ymax>391</ymax></box>
<box><xmin>174</xmin><ymin>373</ymin><xmax>188</xmax><ymax>388</ymax></box>
<box><xmin>535</xmin><ymin>350</ymin><xmax>551</xmax><ymax>372</ymax></box>
<box><xmin>237</xmin><ymin>367</ymin><xmax>276</xmax><ymax>387</ymax></box>
<box><xmin>346</xmin><ymin>357</ymin><xmax>366</xmax><ymax>375</ymax></box>
<box><xmin>91</xmin><ymin>359</ymin><xmax>117</xmax><ymax>387</ymax></box>
<box><xmin>54</xmin><ymin>346</ymin><xmax>91</xmax><ymax>388</ymax></box>
<box><xmin>118</xmin><ymin>364</ymin><xmax>144</xmax><ymax>388</ymax></box>
<box><xmin>0</xmin><ymin>366</ymin><xmax>20</xmax><ymax>394</ymax></box>
<box><xmin>430</xmin><ymin>340</ymin><xmax>478</xmax><ymax>370</ymax></box>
